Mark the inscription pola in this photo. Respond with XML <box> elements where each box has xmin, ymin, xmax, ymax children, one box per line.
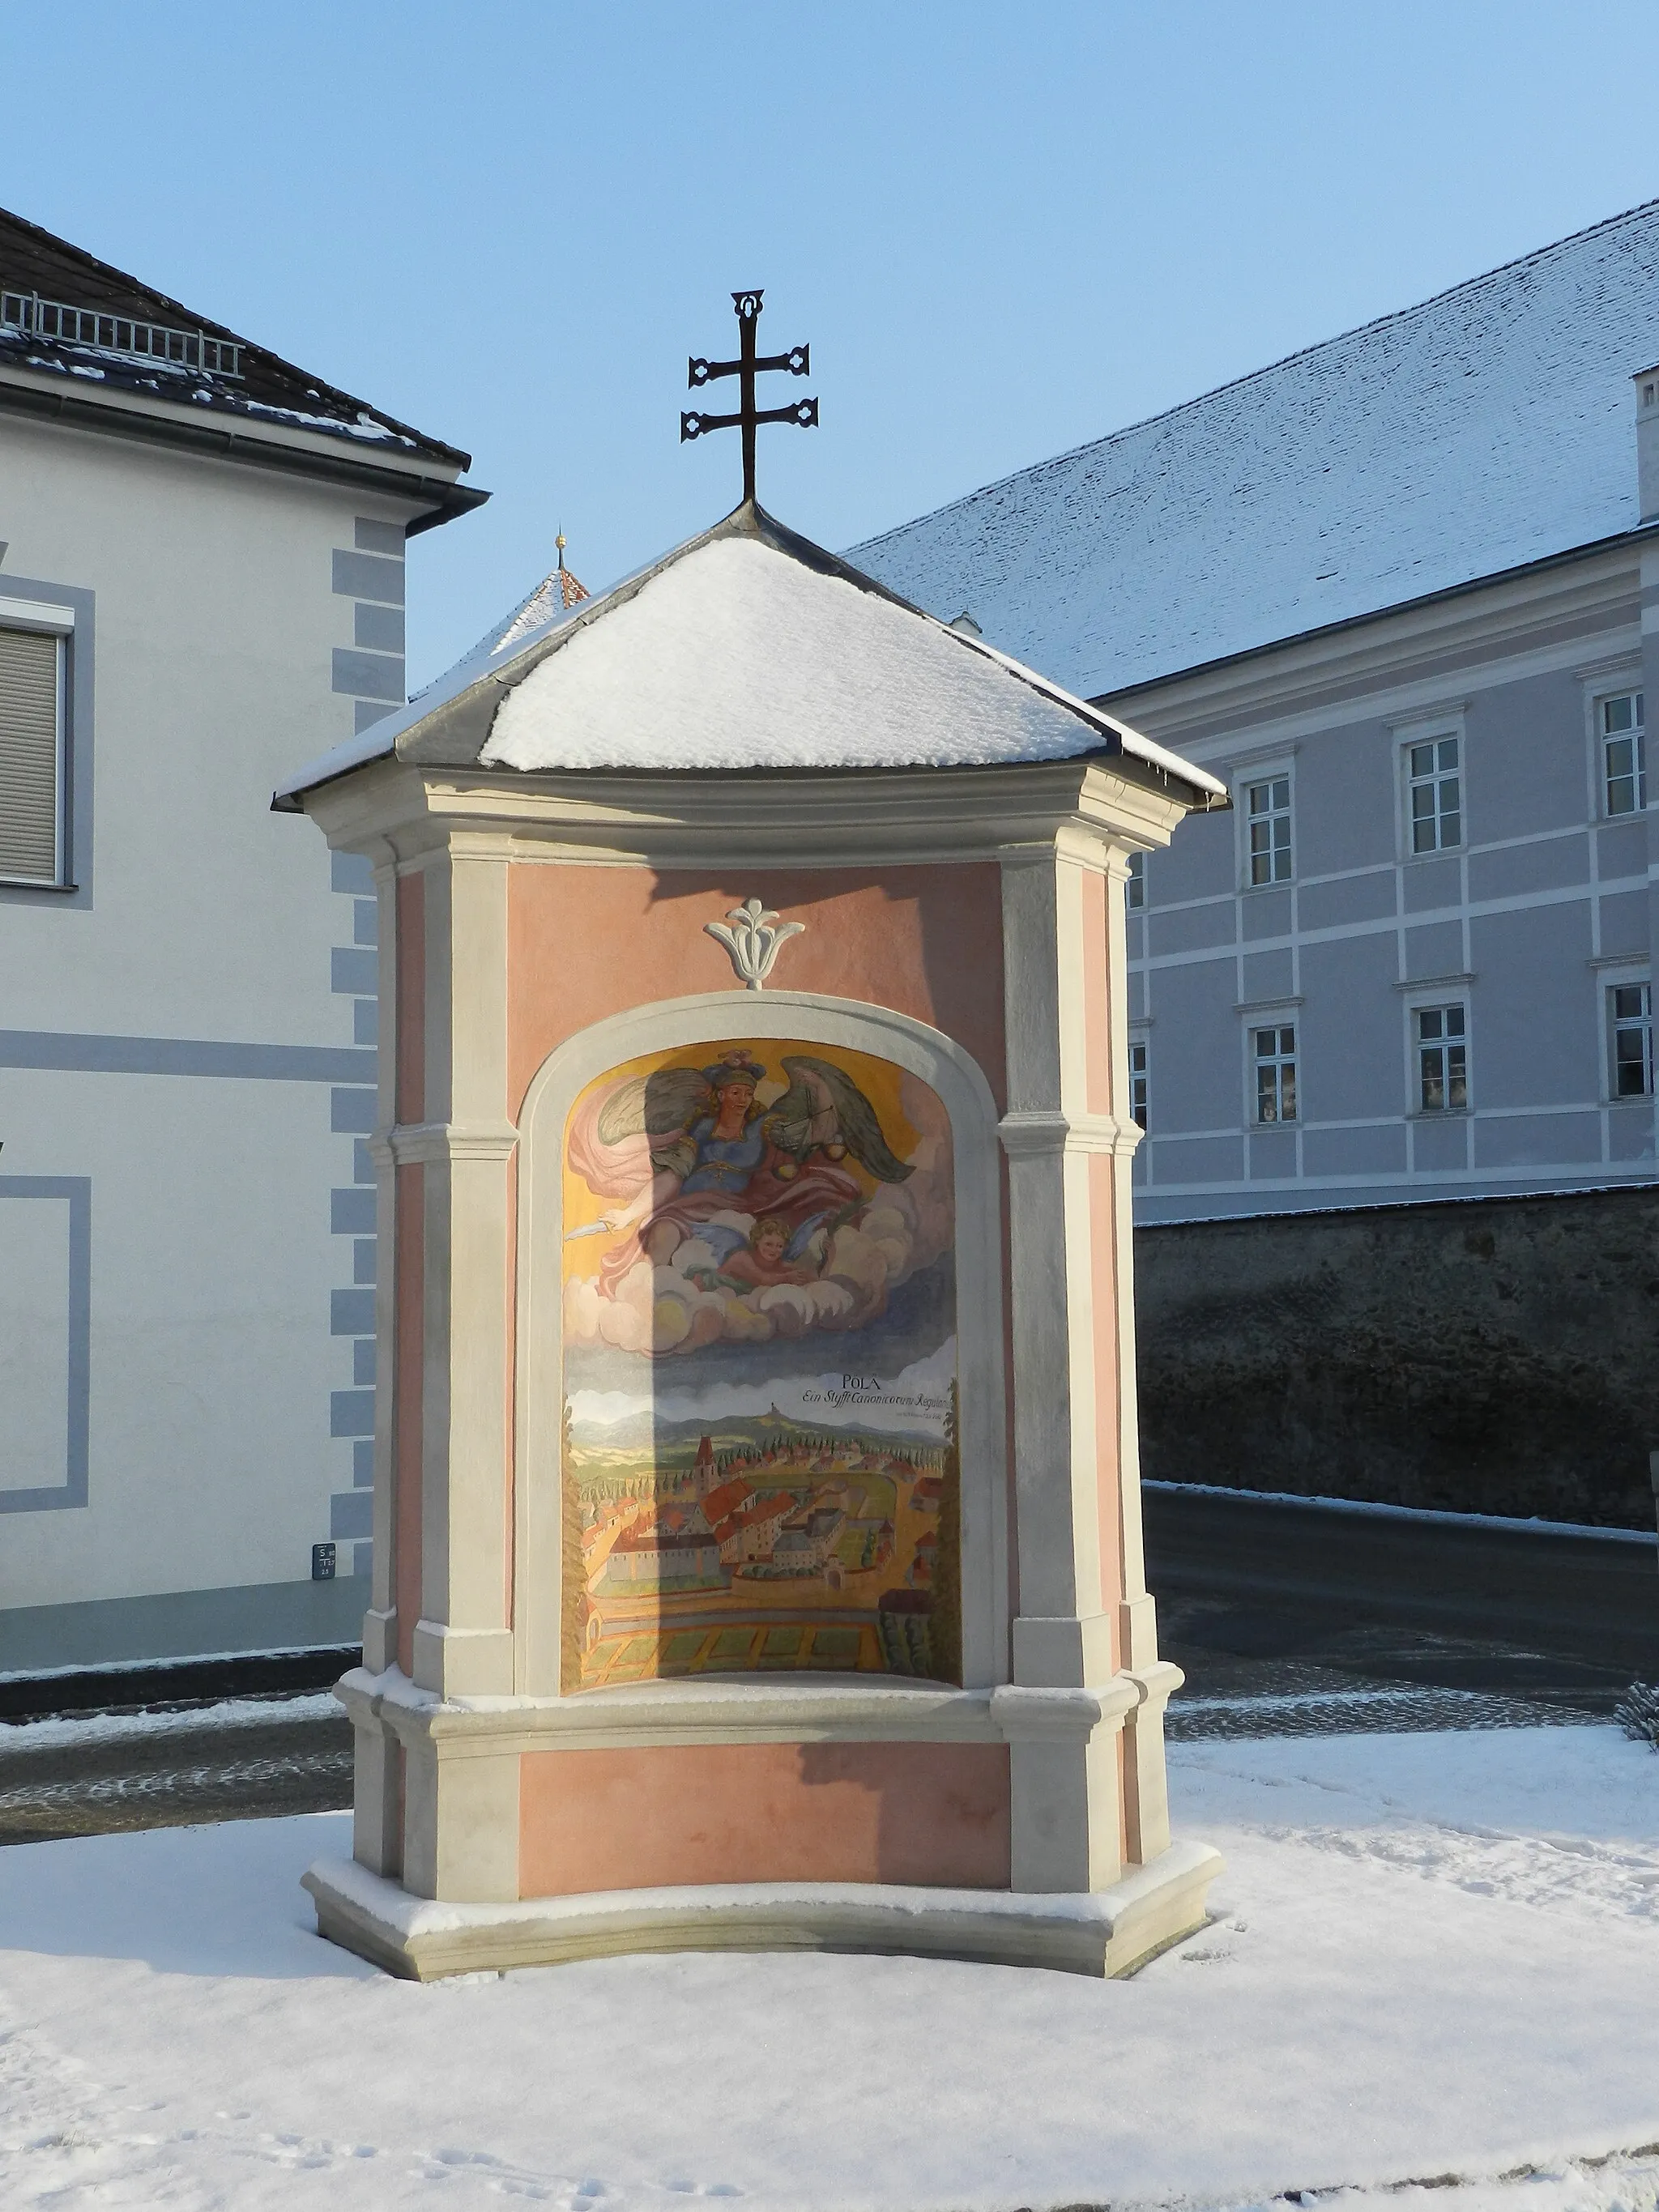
<box><xmin>560</xmin><ymin>1034</ymin><xmax>960</xmax><ymax>1691</ymax></box>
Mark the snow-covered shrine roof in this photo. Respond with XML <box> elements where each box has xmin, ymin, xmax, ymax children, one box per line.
<box><xmin>274</xmin><ymin>503</ymin><xmax>1225</xmax><ymax>809</ymax></box>
<box><xmin>847</xmin><ymin>201</ymin><xmax>1659</xmax><ymax>700</ymax></box>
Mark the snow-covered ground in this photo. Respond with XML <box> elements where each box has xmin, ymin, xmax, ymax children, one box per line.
<box><xmin>1</xmin><ymin>1726</ymin><xmax>1654</xmax><ymax>2212</ymax></box>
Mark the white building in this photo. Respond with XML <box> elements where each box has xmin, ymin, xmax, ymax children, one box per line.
<box><xmin>0</xmin><ymin>207</ymin><xmax>485</xmax><ymax>1673</ymax></box>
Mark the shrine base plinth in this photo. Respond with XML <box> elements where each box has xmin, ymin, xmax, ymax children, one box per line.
<box><xmin>301</xmin><ymin>1839</ymin><xmax>1223</xmax><ymax>1982</ymax></box>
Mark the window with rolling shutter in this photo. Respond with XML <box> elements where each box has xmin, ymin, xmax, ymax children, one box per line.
<box><xmin>0</xmin><ymin>626</ymin><xmax>64</xmax><ymax>885</ymax></box>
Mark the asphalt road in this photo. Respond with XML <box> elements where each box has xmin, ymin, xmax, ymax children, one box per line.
<box><xmin>1147</xmin><ymin>1483</ymin><xmax>1659</xmax><ymax>1737</ymax></box>
<box><xmin>2</xmin><ymin>1488</ymin><xmax>1654</xmax><ymax>1844</ymax></box>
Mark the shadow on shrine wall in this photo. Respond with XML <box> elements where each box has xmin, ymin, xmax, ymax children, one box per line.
<box><xmin>639</xmin><ymin>869</ymin><xmax>1009</xmax><ymax>1114</ymax></box>
<box><xmin>1135</xmin><ymin>1184</ymin><xmax>1659</xmax><ymax>1529</ymax></box>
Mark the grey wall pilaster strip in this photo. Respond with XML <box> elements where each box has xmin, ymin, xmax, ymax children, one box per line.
<box><xmin>354</xmin><ymin>604</ymin><xmax>405</xmax><ymax>654</ymax></box>
<box><xmin>331</xmin><ymin>1288</ymin><xmax>375</xmax><ymax>1335</ymax></box>
<box><xmin>331</xmin><ymin>550</ymin><xmax>403</xmax><ymax>604</ymax></box>
<box><xmin>330</xmin><ymin>1389</ymin><xmax>374</xmax><ymax>1438</ymax></box>
<box><xmin>0</xmin><ymin>1176</ymin><xmax>91</xmax><ymax>1515</ymax></box>
<box><xmin>331</xmin><ymin>947</ymin><xmax>378</xmax><ymax>995</ymax></box>
<box><xmin>354</xmin><ymin>518</ymin><xmax>405</xmax><ymax>556</ymax></box>
<box><xmin>0</xmin><ymin>1031</ymin><xmax>375</xmax><ymax>1082</ymax></box>
<box><xmin>332</xmin><ymin>647</ymin><xmax>405</xmax><ymax>703</ymax></box>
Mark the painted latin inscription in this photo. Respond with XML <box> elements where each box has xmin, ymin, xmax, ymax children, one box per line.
<box><xmin>561</xmin><ymin>1038</ymin><xmax>959</xmax><ymax>1690</ymax></box>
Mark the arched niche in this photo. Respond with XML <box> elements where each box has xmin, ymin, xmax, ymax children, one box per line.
<box><xmin>514</xmin><ymin>991</ymin><xmax>1009</xmax><ymax>1698</ymax></box>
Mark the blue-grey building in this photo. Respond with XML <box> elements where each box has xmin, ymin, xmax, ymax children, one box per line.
<box><xmin>853</xmin><ymin>202</ymin><xmax>1659</xmax><ymax>1524</ymax></box>
<box><xmin>855</xmin><ymin>202</ymin><xmax>1657</xmax><ymax>1225</ymax></box>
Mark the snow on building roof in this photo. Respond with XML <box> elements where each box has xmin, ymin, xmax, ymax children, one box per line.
<box><xmin>0</xmin><ymin>202</ymin><xmax>473</xmax><ymax>471</ymax></box>
<box><xmin>847</xmin><ymin>201</ymin><xmax>1659</xmax><ymax>699</ymax></box>
<box><xmin>274</xmin><ymin>501</ymin><xmax>1225</xmax><ymax>808</ymax></box>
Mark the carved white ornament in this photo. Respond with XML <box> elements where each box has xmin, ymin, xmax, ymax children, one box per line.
<box><xmin>703</xmin><ymin>897</ymin><xmax>805</xmax><ymax>991</ymax></box>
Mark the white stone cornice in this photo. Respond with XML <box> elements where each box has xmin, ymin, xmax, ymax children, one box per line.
<box><xmin>337</xmin><ymin>1664</ymin><xmax>1154</xmax><ymax>1754</ymax></box>
<box><xmin>997</xmin><ymin>1109</ymin><xmax>1144</xmax><ymax>1160</ymax></box>
<box><xmin>390</xmin><ymin>1119</ymin><xmax>520</xmax><ymax>1166</ymax></box>
<box><xmin>300</xmin><ymin>754</ymin><xmax>1204</xmax><ymax>869</ymax></box>
<box><xmin>990</xmin><ymin>1681</ymin><xmax>1141</xmax><ymax>1737</ymax></box>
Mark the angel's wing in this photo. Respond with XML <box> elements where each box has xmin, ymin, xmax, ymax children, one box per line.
<box><xmin>761</xmin><ymin>1059</ymin><xmax>840</xmax><ymax>1156</ymax></box>
<box><xmin>595</xmin><ymin>1067</ymin><xmax>711</xmax><ymax>1145</ymax></box>
<box><xmin>772</xmin><ymin>1055</ymin><xmax>914</xmax><ymax>1183</ymax></box>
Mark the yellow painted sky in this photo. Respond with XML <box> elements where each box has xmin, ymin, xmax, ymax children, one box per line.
<box><xmin>562</xmin><ymin>1038</ymin><xmax>922</xmax><ymax>1283</ymax></box>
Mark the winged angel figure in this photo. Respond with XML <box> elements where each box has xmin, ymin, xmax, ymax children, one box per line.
<box><xmin>566</xmin><ymin>1047</ymin><xmax>912</xmax><ymax>1302</ymax></box>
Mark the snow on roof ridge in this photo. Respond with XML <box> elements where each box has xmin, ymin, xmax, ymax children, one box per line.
<box><xmin>278</xmin><ymin>505</ymin><xmax>1226</xmax><ymax>804</ymax></box>
<box><xmin>851</xmin><ymin>197</ymin><xmax>1659</xmax><ymax>559</ymax></box>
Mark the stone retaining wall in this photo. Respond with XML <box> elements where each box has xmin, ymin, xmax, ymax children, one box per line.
<box><xmin>1134</xmin><ymin>1185</ymin><xmax>1659</xmax><ymax>1528</ymax></box>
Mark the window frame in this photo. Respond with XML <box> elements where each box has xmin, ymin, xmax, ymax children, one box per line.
<box><xmin>1606</xmin><ymin>976</ymin><xmax>1654</xmax><ymax>1102</ymax></box>
<box><xmin>1251</xmin><ymin>1019</ymin><xmax>1299</xmax><ymax>1125</ymax></box>
<box><xmin>1597</xmin><ymin>686</ymin><xmax>1647</xmax><ymax>820</ymax></box>
<box><xmin>0</xmin><ymin>585</ymin><xmax>87</xmax><ymax>901</ymax></box>
<box><xmin>1402</xmin><ymin>730</ymin><xmax>1463</xmax><ymax>857</ymax></box>
<box><xmin>1128</xmin><ymin>1034</ymin><xmax>1149</xmax><ymax>1131</ymax></box>
<box><xmin>1244</xmin><ymin>774</ymin><xmax>1293</xmax><ymax>889</ymax></box>
<box><xmin>0</xmin><ymin>600</ymin><xmax>74</xmax><ymax>892</ymax></box>
<box><xmin>1412</xmin><ymin>999</ymin><xmax>1469</xmax><ymax>1115</ymax></box>
<box><xmin>1228</xmin><ymin>753</ymin><xmax>1296</xmax><ymax>893</ymax></box>
<box><xmin>1124</xmin><ymin>850</ymin><xmax>1145</xmax><ymax>911</ymax></box>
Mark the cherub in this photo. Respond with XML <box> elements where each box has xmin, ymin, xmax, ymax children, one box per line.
<box><xmin>702</xmin><ymin>1214</ymin><xmax>824</xmax><ymax>1294</ymax></box>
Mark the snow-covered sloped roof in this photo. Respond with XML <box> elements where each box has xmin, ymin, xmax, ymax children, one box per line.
<box><xmin>0</xmin><ymin>203</ymin><xmax>472</xmax><ymax>469</ymax></box>
<box><xmin>274</xmin><ymin>503</ymin><xmax>1224</xmax><ymax>808</ymax></box>
<box><xmin>847</xmin><ymin>202</ymin><xmax>1659</xmax><ymax>699</ymax></box>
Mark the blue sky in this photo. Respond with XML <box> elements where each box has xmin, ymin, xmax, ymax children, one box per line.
<box><xmin>5</xmin><ymin>2</ymin><xmax>1659</xmax><ymax>687</ymax></box>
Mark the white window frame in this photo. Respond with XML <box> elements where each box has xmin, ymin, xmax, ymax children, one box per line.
<box><xmin>1128</xmin><ymin>1034</ymin><xmax>1149</xmax><ymax>1131</ymax></box>
<box><xmin>1606</xmin><ymin>975</ymin><xmax>1654</xmax><ymax>1101</ymax></box>
<box><xmin>1226</xmin><ymin>750</ymin><xmax>1296</xmax><ymax>893</ymax></box>
<box><xmin>1597</xmin><ymin>687</ymin><xmax>1647</xmax><ymax>819</ymax></box>
<box><xmin>1244</xmin><ymin>772</ymin><xmax>1293</xmax><ymax>887</ymax></box>
<box><xmin>1124</xmin><ymin>850</ymin><xmax>1145</xmax><ymax>911</ymax></box>
<box><xmin>1412</xmin><ymin>999</ymin><xmax>1469</xmax><ymax>1115</ymax></box>
<box><xmin>1401</xmin><ymin>728</ymin><xmax>1463</xmax><ymax>856</ymax></box>
<box><xmin>0</xmin><ymin>598</ymin><xmax>75</xmax><ymax>892</ymax></box>
<box><xmin>1250</xmin><ymin>1018</ymin><xmax>1298</xmax><ymax>1124</ymax></box>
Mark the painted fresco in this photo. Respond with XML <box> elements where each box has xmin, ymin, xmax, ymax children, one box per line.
<box><xmin>561</xmin><ymin>1038</ymin><xmax>959</xmax><ymax>1691</ymax></box>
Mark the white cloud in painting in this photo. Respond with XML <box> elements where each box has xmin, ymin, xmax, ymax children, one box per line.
<box><xmin>569</xmin><ymin>1336</ymin><xmax>957</xmax><ymax>1440</ymax></box>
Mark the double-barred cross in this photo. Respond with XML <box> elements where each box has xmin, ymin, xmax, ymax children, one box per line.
<box><xmin>680</xmin><ymin>290</ymin><xmax>817</xmax><ymax>503</ymax></box>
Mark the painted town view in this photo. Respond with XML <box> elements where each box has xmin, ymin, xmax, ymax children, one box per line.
<box><xmin>561</xmin><ymin>1037</ymin><xmax>961</xmax><ymax>1690</ymax></box>
<box><xmin>565</xmin><ymin>1398</ymin><xmax>957</xmax><ymax>1686</ymax></box>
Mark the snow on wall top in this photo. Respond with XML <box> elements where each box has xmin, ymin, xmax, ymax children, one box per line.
<box><xmin>275</xmin><ymin>509</ymin><xmax>1225</xmax><ymax>805</ymax></box>
<box><xmin>848</xmin><ymin>202</ymin><xmax>1659</xmax><ymax>699</ymax></box>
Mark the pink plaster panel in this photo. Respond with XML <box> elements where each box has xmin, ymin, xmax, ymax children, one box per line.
<box><xmin>1087</xmin><ymin>1151</ymin><xmax>1124</xmax><ymax>1656</ymax></box>
<box><xmin>394</xmin><ymin>1162</ymin><xmax>424</xmax><ymax>1678</ymax></box>
<box><xmin>1079</xmin><ymin>867</ymin><xmax>1114</xmax><ymax>1117</ymax></box>
<box><xmin>518</xmin><ymin>1739</ymin><xmax>1012</xmax><ymax>1896</ymax></box>
<box><xmin>395</xmin><ymin>871</ymin><xmax>425</xmax><ymax>1127</ymax></box>
<box><xmin>505</xmin><ymin>866</ymin><xmax>1007</xmax><ymax>1122</ymax></box>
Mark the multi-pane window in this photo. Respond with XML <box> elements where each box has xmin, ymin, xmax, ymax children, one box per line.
<box><xmin>1609</xmin><ymin>982</ymin><xmax>1653</xmax><ymax>1098</ymax></box>
<box><xmin>1128</xmin><ymin>1040</ymin><xmax>1148</xmax><ymax>1129</ymax></box>
<box><xmin>0</xmin><ymin>625</ymin><xmax>64</xmax><ymax>886</ymax></box>
<box><xmin>1417</xmin><ymin>1004</ymin><xmax>1468</xmax><ymax>1110</ymax></box>
<box><xmin>1247</xmin><ymin>776</ymin><xmax>1292</xmax><ymax>885</ymax></box>
<box><xmin>1253</xmin><ymin>1025</ymin><xmax>1296</xmax><ymax>1123</ymax></box>
<box><xmin>1407</xmin><ymin>735</ymin><xmax>1461</xmax><ymax>853</ymax></box>
<box><xmin>1601</xmin><ymin>692</ymin><xmax>1647</xmax><ymax>816</ymax></box>
<box><xmin>1125</xmin><ymin>851</ymin><xmax>1145</xmax><ymax>910</ymax></box>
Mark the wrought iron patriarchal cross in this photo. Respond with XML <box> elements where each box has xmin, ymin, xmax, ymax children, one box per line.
<box><xmin>680</xmin><ymin>291</ymin><xmax>817</xmax><ymax>502</ymax></box>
